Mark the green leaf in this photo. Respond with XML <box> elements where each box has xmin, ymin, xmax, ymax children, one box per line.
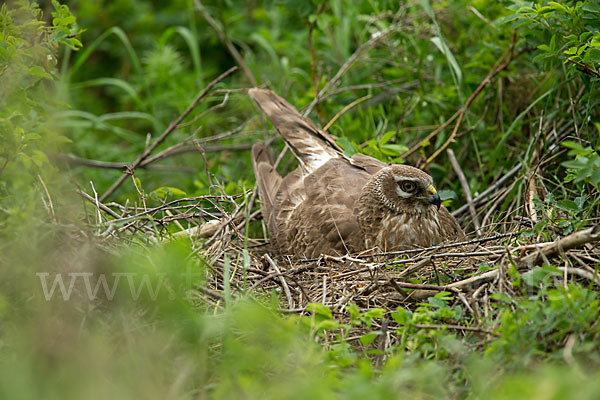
<box><xmin>152</xmin><ymin>187</ymin><xmax>187</xmax><ymax>199</ymax></box>
<box><xmin>359</xmin><ymin>332</ymin><xmax>380</xmax><ymax>346</ymax></box>
<box><xmin>438</xmin><ymin>189</ymin><xmax>456</xmax><ymax>201</ymax></box>
<box><xmin>307</xmin><ymin>302</ymin><xmax>333</xmax><ymax>319</ymax></box>
<box><xmin>31</xmin><ymin>150</ymin><xmax>49</xmax><ymax>167</ymax></box>
<box><xmin>430</xmin><ymin>36</ymin><xmax>463</xmax><ymax>84</ymax></box>
<box><xmin>363</xmin><ymin>308</ymin><xmax>386</xmax><ymax>319</ymax></box>
<box><xmin>380</xmin><ymin>144</ymin><xmax>408</xmax><ymax>156</ymax></box>
<box><xmin>561</xmin><ymin>140</ymin><xmax>586</xmax><ymax>153</ymax></box>
<box><xmin>548</xmin><ymin>2</ymin><xmax>567</xmax><ymax>12</ymax></box>
<box><xmin>557</xmin><ymin>199</ymin><xmax>579</xmax><ymax>212</ymax></box>
<box><xmin>27</xmin><ymin>66</ymin><xmax>52</xmax><ymax>79</ymax></box>
<box><xmin>587</xmin><ymin>47</ymin><xmax>600</xmax><ymax>63</ymax></box>
<box><xmin>490</xmin><ymin>292</ymin><xmax>512</xmax><ymax>303</ymax></box>
<box><xmin>417</xmin><ymin>0</ymin><xmax>435</xmax><ymax>19</ymax></box>
<box><xmin>391</xmin><ymin>308</ymin><xmax>410</xmax><ymax>324</ymax></box>
<box><xmin>583</xmin><ymin>2</ymin><xmax>600</xmax><ymax>13</ymax></box>
<box><xmin>314</xmin><ymin>319</ymin><xmax>340</xmax><ymax>331</ymax></box>
<box><xmin>379</xmin><ymin>130</ymin><xmax>396</xmax><ymax>145</ymax></box>
<box><xmin>537</xmin><ymin>44</ymin><xmax>551</xmax><ymax>52</ymax></box>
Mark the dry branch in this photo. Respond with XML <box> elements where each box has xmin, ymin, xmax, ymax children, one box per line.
<box><xmin>519</xmin><ymin>225</ymin><xmax>600</xmax><ymax>268</ymax></box>
<box><xmin>99</xmin><ymin>66</ymin><xmax>238</xmax><ymax>201</ymax></box>
<box><xmin>447</xmin><ymin>148</ymin><xmax>481</xmax><ymax>236</ymax></box>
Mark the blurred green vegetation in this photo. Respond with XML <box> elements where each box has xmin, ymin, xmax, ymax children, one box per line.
<box><xmin>2</xmin><ymin>0</ymin><xmax>600</xmax><ymax>398</ymax></box>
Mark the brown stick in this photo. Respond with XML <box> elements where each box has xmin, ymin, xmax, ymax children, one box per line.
<box><xmin>567</xmin><ymin>58</ymin><xmax>600</xmax><ymax>78</ymax></box>
<box><xmin>519</xmin><ymin>225</ymin><xmax>600</xmax><ymax>267</ymax></box>
<box><xmin>323</xmin><ymin>94</ymin><xmax>372</xmax><ymax>132</ymax></box>
<box><xmin>424</xmin><ymin>41</ymin><xmax>518</xmax><ymax>166</ymax></box>
<box><xmin>193</xmin><ymin>0</ymin><xmax>256</xmax><ymax>86</ymax></box>
<box><xmin>265</xmin><ymin>254</ymin><xmax>294</xmax><ymax>310</ymax></box>
<box><xmin>401</xmin><ymin>110</ymin><xmax>461</xmax><ymax>159</ymax></box>
<box><xmin>99</xmin><ymin>66</ymin><xmax>238</xmax><ymax>201</ymax></box>
<box><xmin>407</xmin><ymin>323</ymin><xmax>498</xmax><ymax>336</ymax></box>
<box><xmin>304</xmin><ymin>24</ymin><xmax>398</xmax><ymax>115</ymax></box>
<box><xmin>447</xmin><ymin>148</ymin><xmax>481</xmax><ymax>236</ymax></box>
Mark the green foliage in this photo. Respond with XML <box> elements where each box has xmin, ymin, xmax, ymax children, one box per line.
<box><xmin>0</xmin><ymin>0</ymin><xmax>79</xmax><ymax>235</ymax></box>
<box><xmin>562</xmin><ymin>139</ymin><xmax>600</xmax><ymax>186</ymax></box>
<box><xmin>509</xmin><ymin>0</ymin><xmax>600</xmax><ymax>72</ymax></box>
<box><xmin>488</xmin><ymin>280</ymin><xmax>600</xmax><ymax>366</ymax></box>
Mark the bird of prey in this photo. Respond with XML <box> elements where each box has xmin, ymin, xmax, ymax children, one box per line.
<box><xmin>250</xmin><ymin>88</ymin><xmax>464</xmax><ymax>258</ymax></box>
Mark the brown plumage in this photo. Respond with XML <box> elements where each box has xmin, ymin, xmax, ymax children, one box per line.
<box><xmin>250</xmin><ymin>88</ymin><xmax>464</xmax><ymax>257</ymax></box>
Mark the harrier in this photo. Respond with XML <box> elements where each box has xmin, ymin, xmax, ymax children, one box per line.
<box><xmin>250</xmin><ymin>88</ymin><xmax>464</xmax><ymax>258</ymax></box>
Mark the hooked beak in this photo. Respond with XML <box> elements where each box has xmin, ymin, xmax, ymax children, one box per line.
<box><xmin>427</xmin><ymin>184</ymin><xmax>441</xmax><ymax>210</ymax></box>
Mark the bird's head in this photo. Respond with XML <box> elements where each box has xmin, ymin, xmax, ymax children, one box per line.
<box><xmin>369</xmin><ymin>165</ymin><xmax>441</xmax><ymax>214</ymax></box>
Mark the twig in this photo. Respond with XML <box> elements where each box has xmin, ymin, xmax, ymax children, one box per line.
<box><xmin>195</xmin><ymin>284</ymin><xmax>226</xmax><ymax>302</ymax></box>
<box><xmin>77</xmin><ymin>189</ymin><xmax>122</xmax><ymax>220</ymax></box>
<box><xmin>452</xmin><ymin>163</ymin><xmax>522</xmax><ymax>217</ymax></box>
<box><xmin>193</xmin><ymin>0</ymin><xmax>256</xmax><ymax>86</ymax></box>
<box><xmin>407</xmin><ymin>323</ymin><xmax>498</xmax><ymax>336</ymax></box>
<box><xmin>379</xmin><ymin>251</ymin><xmax>505</xmax><ymax>268</ymax></box>
<box><xmin>99</xmin><ymin>66</ymin><xmax>238</xmax><ymax>201</ymax></box>
<box><xmin>176</xmin><ymin>92</ymin><xmax>230</xmax><ymax>128</ymax></box>
<box><xmin>567</xmin><ymin>58</ymin><xmax>600</xmax><ymax>78</ymax></box>
<box><xmin>425</xmin><ymin>40</ymin><xmax>517</xmax><ymax>166</ymax></box>
<box><xmin>52</xmin><ymin>153</ymin><xmax>196</xmax><ymax>172</ymax></box>
<box><xmin>401</xmin><ymin>109</ymin><xmax>461</xmax><ymax>159</ymax></box>
<box><xmin>104</xmin><ymin>192</ymin><xmax>247</xmax><ymax>225</ymax></box>
<box><xmin>37</xmin><ymin>174</ymin><xmax>56</xmax><ymax>221</ymax></box>
<box><xmin>447</xmin><ymin>149</ymin><xmax>481</xmax><ymax>236</ymax></box>
<box><xmin>90</xmin><ymin>181</ymin><xmax>103</xmax><ymax>224</ymax></box>
<box><xmin>323</xmin><ymin>94</ymin><xmax>372</xmax><ymax>132</ymax></box>
<box><xmin>387</xmin><ymin>281</ymin><xmax>459</xmax><ymax>292</ymax></box>
<box><xmin>556</xmin><ymin>266</ymin><xmax>600</xmax><ymax>286</ymax></box>
<box><xmin>304</xmin><ymin>24</ymin><xmax>398</xmax><ymax>115</ymax></box>
<box><xmin>519</xmin><ymin>225</ymin><xmax>600</xmax><ymax>268</ymax></box>
<box><xmin>297</xmin><ymin>232</ymin><xmax>517</xmax><ymax>262</ymax></box>
<box><xmin>265</xmin><ymin>254</ymin><xmax>294</xmax><ymax>310</ymax></box>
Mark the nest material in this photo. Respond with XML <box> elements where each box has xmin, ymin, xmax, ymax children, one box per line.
<box><xmin>201</xmin><ymin>227</ymin><xmax>600</xmax><ymax>317</ymax></box>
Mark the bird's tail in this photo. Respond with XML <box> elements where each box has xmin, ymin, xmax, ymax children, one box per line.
<box><xmin>249</xmin><ymin>88</ymin><xmax>343</xmax><ymax>173</ymax></box>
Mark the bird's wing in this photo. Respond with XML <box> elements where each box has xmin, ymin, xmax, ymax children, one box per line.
<box><xmin>251</xmin><ymin>143</ymin><xmax>282</xmax><ymax>238</ymax></box>
<box><xmin>249</xmin><ymin>88</ymin><xmax>344</xmax><ymax>173</ymax></box>
<box><xmin>275</xmin><ymin>158</ymin><xmax>370</xmax><ymax>257</ymax></box>
<box><xmin>349</xmin><ymin>153</ymin><xmax>388</xmax><ymax>175</ymax></box>
<box><xmin>439</xmin><ymin>206</ymin><xmax>466</xmax><ymax>240</ymax></box>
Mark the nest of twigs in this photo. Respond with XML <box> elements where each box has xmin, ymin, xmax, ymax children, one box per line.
<box><xmin>197</xmin><ymin>222</ymin><xmax>600</xmax><ymax>314</ymax></box>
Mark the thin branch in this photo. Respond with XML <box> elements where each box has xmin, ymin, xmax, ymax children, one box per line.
<box><xmin>567</xmin><ymin>58</ymin><xmax>600</xmax><ymax>78</ymax></box>
<box><xmin>520</xmin><ymin>225</ymin><xmax>600</xmax><ymax>268</ymax></box>
<box><xmin>424</xmin><ymin>41</ymin><xmax>517</xmax><ymax>166</ymax></box>
<box><xmin>407</xmin><ymin>323</ymin><xmax>498</xmax><ymax>336</ymax></box>
<box><xmin>323</xmin><ymin>94</ymin><xmax>371</xmax><ymax>132</ymax></box>
<box><xmin>53</xmin><ymin>153</ymin><xmax>196</xmax><ymax>172</ymax></box>
<box><xmin>193</xmin><ymin>0</ymin><xmax>257</xmax><ymax>86</ymax></box>
<box><xmin>265</xmin><ymin>254</ymin><xmax>294</xmax><ymax>310</ymax></box>
<box><xmin>447</xmin><ymin>148</ymin><xmax>481</xmax><ymax>236</ymax></box>
<box><xmin>452</xmin><ymin>163</ymin><xmax>522</xmax><ymax>217</ymax></box>
<box><xmin>304</xmin><ymin>24</ymin><xmax>399</xmax><ymax>115</ymax></box>
<box><xmin>99</xmin><ymin>66</ymin><xmax>238</xmax><ymax>201</ymax></box>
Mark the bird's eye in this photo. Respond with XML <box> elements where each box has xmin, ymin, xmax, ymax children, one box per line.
<box><xmin>400</xmin><ymin>181</ymin><xmax>416</xmax><ymax>193</ymax></box>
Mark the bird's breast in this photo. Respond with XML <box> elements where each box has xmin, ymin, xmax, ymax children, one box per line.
<box><xmin>363</xmin><ymin>208</ymin><xmax>443</xmax><ymax>251</ymax></box>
